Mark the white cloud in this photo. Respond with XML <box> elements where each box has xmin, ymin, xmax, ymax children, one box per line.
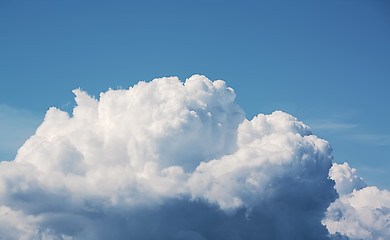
<box><xmin>324</xmin><ymin>162</ymin><xmax>390</xmax><ymax>240</ymax></box>
<box><xmin>0</xmin><ymin>75</ymin><xmax>388</xmax><ymax>239</ymax></box>
<box><xmin>0</xmin><ymin>205</ymin><xmax>64</xmax><ymax>240</ymax></box>
<box><xmin>344</xmin><ymin>133</ymin><xmax>390</xmax><ymax>146</ymax></box>
<box><xmin>324</xmin><ymin>187</ymin><xmax>390</xmax><ymax>240</ymax></box>
<box><xmin>189</xmin><ymin>111</ymin><xmax>333</xmax><ymax>210</ymax></box>
<box><xmin>308</xmin><ymin>121</ymin><xmax>358</xmax><ymax>131</ymax></box>
<box><xmin>0</xmin><ymin>205</ymin><xmax>39</xmax><ymax>240</ymax></box>
<box><xmin>329</xmin><ymin>162</ymin><xmax>366</xmax><ymax>196</ymax></box>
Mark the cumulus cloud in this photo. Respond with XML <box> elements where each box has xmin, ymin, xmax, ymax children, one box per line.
<box><xmin>0</xmin><ymin>75</ymin><xmax>388</xmax><ymax>239</ymax></box>
<box><xmin>329</xmin><ymin>162</ymin><xmax>366</xmax><ymax>196</ymax></box>
<box><xmin>324</xmin><ymin>163</ymin><xmax>390</xmax><ymax>240</ymax></box>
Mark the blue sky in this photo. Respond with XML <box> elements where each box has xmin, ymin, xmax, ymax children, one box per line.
<box><xmin>1</xmin><ymin>0</ymin><xmax>389</xmax><ymax>189</ymax></box>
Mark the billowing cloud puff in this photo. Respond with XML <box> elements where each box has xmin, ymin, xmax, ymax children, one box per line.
<box><xmin>0</xmin><ymin>205</ymin><xmax>39</xmax><ymax>239</ymax></box>
<box><xmin>329</xmin><ymin>162</ymin><xmax>366</xmax><ymax>196</ymax></box>
<box><xmin>324</xmin><ymin>163</ymin><xmax>390</xmax><ymax>240</ymax></box>
<box><xmin>0</xmin><ymin>75</ymin><xmax>388</xmax><ymax>239</ymax></box>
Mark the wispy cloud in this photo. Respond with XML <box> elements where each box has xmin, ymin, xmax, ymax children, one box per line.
<box><xmin>308</xmin><ymin>119</ymin><xmax>390</xmax><ymax>146</ymax></box>
<box><xmin>310</xmin><ymin>121</ymin><xmax>358</xmax><ymax>130</ymax></box>
<box><xmin>344</xmin><ymin>133</ymin><xmax>390</xmax><ymax>146</ymax></box>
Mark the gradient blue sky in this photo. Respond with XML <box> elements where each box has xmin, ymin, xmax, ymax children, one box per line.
<box><xmin>1</xmin><ymin>0</ymin><xmax>389</xmax><ymax>189</ymax></box>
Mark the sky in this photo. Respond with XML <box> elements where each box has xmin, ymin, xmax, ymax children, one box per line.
<box><xmin>0</xmin><ymin>1</ymin><xmax>390</xmax><ymax>238</ymax></box>
<box><xmin>2</xmin><ymin>0</ymin><xmax>389</xmax><ymax>189</ymax></box>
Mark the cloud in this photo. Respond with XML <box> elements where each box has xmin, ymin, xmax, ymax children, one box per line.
<box><xmin>308</xmin><ymin>121</ymin><xmax>358</xmax><ymax>131</ymax></box>
<box><xmin>344</xmin><ymin>133</ymin><xmax>390</xmax><ymax>146</ymax></box>
<box><xmin>324</xmin><ymin>186</ymin><xmax>390</xmax><ymax>240</ymax></box>
<box><xmin>0</xmin><ymin>205</ymin><xmax>40</xmax><ymax>240</ymax></box>
<box><xmin>0</xmin><ymin>75</ymin><xmax>388</xmax><ymax>239</ymax></box>
<box><xmin>324</xmin><ymin>163</ymin><xmax>390</xmax><ymax>240</ymax></box>
<box><xmin>329</xmin><ymin>162</ymin><xmax>366</xmax><ymax>196</ymax></box>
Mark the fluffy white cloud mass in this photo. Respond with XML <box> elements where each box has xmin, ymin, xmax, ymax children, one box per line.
<box><xmin>324</xmin><ymin>163</ymin><xmax>390</xmax><ymax>240</ymax></box>
<box><xmin>329</xmin><ymin>162</ymin><xmax>366</xmax><ymax>196</ymax></box>
<box><xmin>0</xmin><ymin>75</ymin><xmax>388</xmax><ymax>239</ymax></box>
